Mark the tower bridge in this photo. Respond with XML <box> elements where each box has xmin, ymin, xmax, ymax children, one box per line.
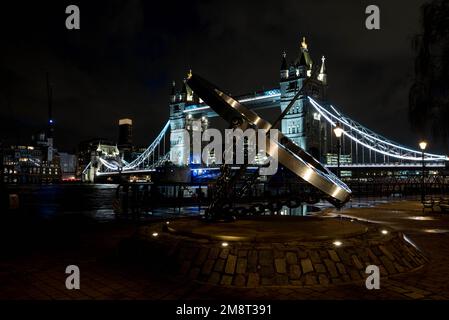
<box><xmin>84</xmin><ymin>37</ymin><xmax>449</xmax><ymax>204</ymax></box>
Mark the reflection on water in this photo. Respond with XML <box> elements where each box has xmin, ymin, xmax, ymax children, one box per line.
<box><xmin>8</xmin><ymin>184</ymin><xmax>118</xmax><ymax>221</ymax></box>
<box><xmin>7</xmin><ymin>184</ymin><xmax>207</xmax><ymax>222</ymax></box>
<box><xmin>150</xmin><ymin>206</ymin><xmax>206</xmax><ymax>218</ymax></box>
<box><xmin>152</xmin><ymin>205</ymin><xmax>319</xmax><ymax>218</ymax></box>
<box><xmin>279</xmin><ymin>205</ymin><xmax>319</xmax><ymax>216</ymax></box>
<box><xmin>346</xmin><ymin>195</ymin><xmax>424</xmax><ymax>209</ymax></box>
<box><xmin>7</xmin><ymin>184</ymin><xmax>415</xmax><ymax>222</ymax></box>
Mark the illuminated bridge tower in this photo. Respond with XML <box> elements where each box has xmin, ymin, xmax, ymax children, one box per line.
<box><xmin>169</xmin><ymin>72</ymin><xmax>209</xmax><ymax>166</ymax></box>
<box><xmin>280</xmin><ymin>37</ymin><xmax>328</xmax><ymax>161</ymax></box>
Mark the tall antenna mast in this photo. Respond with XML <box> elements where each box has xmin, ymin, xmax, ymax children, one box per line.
<box><xmin>46</xmin><ymin>72</ymin><xmax>54</xmax><ymax>137</ymax></box>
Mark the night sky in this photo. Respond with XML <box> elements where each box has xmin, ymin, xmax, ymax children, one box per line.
<box><xmin>0</xmin><ymin>0</ymin><xmax>432</xmax><ymax>153</ymax></box>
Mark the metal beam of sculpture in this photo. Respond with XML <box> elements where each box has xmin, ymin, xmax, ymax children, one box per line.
<box><xmin>187</xmin><ymin>74</ymin><xmax>352</xmax><ymax>209</ymax></box>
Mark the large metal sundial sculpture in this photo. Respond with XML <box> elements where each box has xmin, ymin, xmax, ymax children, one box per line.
<box><xmin>186</xmin><ymin>74</ymin><xmax>351</xmax><ymax>220</ymax></box>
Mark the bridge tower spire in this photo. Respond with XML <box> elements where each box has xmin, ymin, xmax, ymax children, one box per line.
<box><xmin>298</xmin><ymin>36</ymin><xmax>313</xmax><ymax>77</ymax></box>
<box><xmin>181</xmin><ymin>78</ymin><xmax>188</xmax><ymax>101</ymax></box>
<box><xmin>317</xmin><ymin>55</ymin><xmax>327</xmax><ymax>85</ymax></box>
<box><xmin>170</xmin><ymin>80</ymin><xmax>177</xmax><ymax>103</ymax></box>
<box><xmin>181</xmin><ymin>72</ymin><xmax>194</xmax><ymax>102</ymax></box>
<box><xmin>280</xmin><ymin>51</ymin><xmax>288</xmax><ymax>79</ymax></box>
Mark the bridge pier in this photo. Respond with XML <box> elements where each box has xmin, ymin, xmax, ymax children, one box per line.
<box><xmin>82</xmin><ymin>163</ymin><xmax>97</xmax><ymax>183</ymax></box>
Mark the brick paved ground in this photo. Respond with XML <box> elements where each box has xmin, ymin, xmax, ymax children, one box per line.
<box><xmin>1</xmin><ymin>200</ymin><xmax>448</xmax><ymax>300</ymax></box>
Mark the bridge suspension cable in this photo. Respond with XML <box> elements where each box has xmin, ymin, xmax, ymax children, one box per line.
<box><xmin>123</xmin><ymin>120</ymin><xmax>170</xmax><ymax>170</ymax></box>
<box><xmin>308</xmin><ymin>97</ymin><xmax>448</xmax><ymax>162</ymax></box>
<box><xmin>88</xmin><ymin>120</ymin><xmax>170</xmax><ymax>176</ymax></box>
<box><xmin>98</xmin><ymin>157</ymin><xmax>120</xmax><ymax>170</ymax></box>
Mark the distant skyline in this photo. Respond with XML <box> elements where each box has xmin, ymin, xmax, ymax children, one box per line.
<box><xmin>0</xmin><ymin>0</ymin><xmax>436</xmax><ymax>152</ymax></box>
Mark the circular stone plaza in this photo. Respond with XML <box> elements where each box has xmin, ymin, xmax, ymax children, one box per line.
<box><xmin>137</xmin><ymin>214</ymin><xmax>427</xmax><ymax>288</ymax></box>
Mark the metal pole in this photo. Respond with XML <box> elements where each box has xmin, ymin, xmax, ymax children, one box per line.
<box><xmin>362</xmin><ymin>147</ymin><xmax>364</xmax><ymax>164</ymax></box>
<box><xmin>350</xmin><ymin>134</ymin><xmax>353</xmax><ymax>164</ymax></box>
<box><xmin>337</xmin><ymin>138</ymin><xmax>341</xmax><ymax>179</ymax></box>
<box><xmin>421</xmin><ymin>150</ymin><xmax>425</xmax><ymax>202</ymax></box>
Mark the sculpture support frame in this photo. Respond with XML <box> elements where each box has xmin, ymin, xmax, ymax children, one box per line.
<box><xmin>187</xmin><ymin>74</ymin><xmax>351</xmax><ymax>219</ymax></box>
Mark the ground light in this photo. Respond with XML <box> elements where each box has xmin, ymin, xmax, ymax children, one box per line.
<box><xmin>381</xmin><ymin>229</ymin><xmax>389</xmax><ymax>235</ymax></box>
<box><xmin>424</xmin><ymin>229</ymin><xmax>449</xmax><ymax>233</ymax></box>
<box><xmin>408</xmin><ymin>216</ymin><xmax>435</xmax><ymax>221</ymax></box>
<box><xmin>333</xmin><ymin>241</ymin><xmax>342</xmax><ymax>247</ymax></box>
<box><xmin>152</xmin><ymin>232</ymin><xmax>159</xmax><ymax>237</ymax></box>
<box><xmin>221</xmin><ymin>242</ymin><xmax>229</xmax><ymax>247</ymax></box>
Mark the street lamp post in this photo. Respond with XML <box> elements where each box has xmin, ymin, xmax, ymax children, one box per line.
<box><xmin>333</xmin><ymin>122</ymin><xmax>343</xmax><ymax>179</ymax></box>
<box><xmin>419</xmin><ymin>141</ymin><xmax>427</xmax><ymax>203</ymax></box>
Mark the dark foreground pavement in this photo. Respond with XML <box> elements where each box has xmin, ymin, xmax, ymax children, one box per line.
<box><xmin>1</xmin><ymin>200</ymin><xmax>449</xmax><ymax>300</ymax></box>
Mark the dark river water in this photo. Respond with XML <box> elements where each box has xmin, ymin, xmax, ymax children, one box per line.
<box><xmin>6</xmin><ymin>183</ymin><xmax>208</xmax><ymax>221</ymax></box>
<box><xmin>7</xmin><ymin>184</ymin><xmax>118</xmax><ymax>221</ymax></box>
<box><xmin>5</xmin><ymin>183</ymin><xmax>409</xmax><ymax>222</ymax></box>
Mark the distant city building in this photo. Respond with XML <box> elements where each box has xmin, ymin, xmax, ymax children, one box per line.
<box><xmin>1</xmin><ymin>129</ymin><xmax>62</xmax><ymax>184</ymax></box>
<box><xmin>31</xmin><ymin>130</ymin><xmax>61</xmax><ymax>183</ymax></box>
<box><xmin>325</xmin><ymin>153</ymin><xmax>352</xmax><ymax>166</ymax></box>
<box><xmin>118</xmin><ymin>118</ymin><xmax>133</xmax><ymax>161</ymax></box>
<box><xmin>0</xmin><ymin>73</ymin><xmax>64</xmax><ymax>184</ymax></box>
<box><xmin>2</xmin><ymin>145</ymin><xmax>42</xmax><ymax>184</ymax></box>
<box><xmin>40</xmin><ymin>157</ymin><xmax>61</xmax><ymax>183</ymax></box>
<box><xmin>1</xmin><ymin>123</ymin><xmax>62</xmax><ymax>184</ymax></box>
<box><xmin>59</xmin><ymin>152</ymin><xmax>77</xmax><ymax>181</ymax></box>
<box><xmin>1</xmin><ymin>144</ymin><xmax>60</xmax><ymax>183</ymax></box>
<box><xmin>118</xmin><ymin>118</ymin><xmax>133</xmax><ymax>146</ymax></box>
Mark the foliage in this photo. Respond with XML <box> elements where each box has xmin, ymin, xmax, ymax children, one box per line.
<box><xmin>409</xmin><ymin>0</ymin><xmax>449</xmax><ymax>146</ymax></box>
